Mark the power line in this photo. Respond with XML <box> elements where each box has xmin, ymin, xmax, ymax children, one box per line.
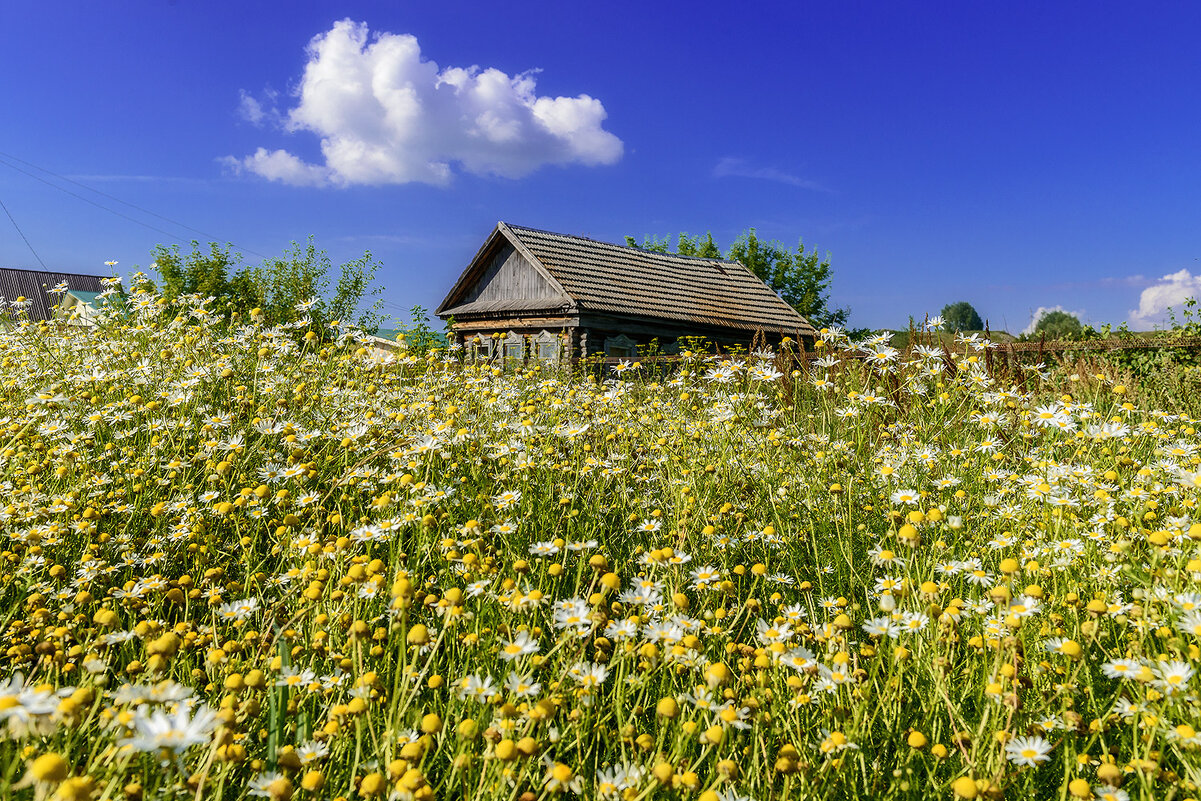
<box><xmin>0</xmin><ymin>194</ymin><xmax>48</xmax><ymax>269</ymax></box>
<box><xmin>0</xmin><ymin>155</ymin><xmax>192</xmax><ymax>245</ymax></box>
<box><xmin>0</xmin><ymin>150</ymin><xmax>272</xmax><ymax>260</ymax></box>
<box><xmin>0</xmin><ymin>149</ymin><xmax>228</xmax><ymax>243</ymax></box>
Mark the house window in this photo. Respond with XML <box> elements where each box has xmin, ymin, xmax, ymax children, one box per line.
<box><xmin>503</xmin><ymin>332</ymin><xmax>525</xmax><ymax>365</ymax></box>
<box><xmin>604</xmin><ymin>334</ymin><xmax>637</xmax><ymax>358</ymax></box>
<box><xmin>534</xmin><ymin>330</ymin><xmax>561</xmax><ymax>362</ymax></box>
<box><xmin>474</xmin><ymin>335</ymin><xmax>494</xmax><ymax>361</ymax></box>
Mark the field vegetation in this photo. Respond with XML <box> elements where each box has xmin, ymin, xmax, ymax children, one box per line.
<box><xmin>0</xmin><ymin>278</ymin><xmax>1199</xmax><ymax>800</ymax></box>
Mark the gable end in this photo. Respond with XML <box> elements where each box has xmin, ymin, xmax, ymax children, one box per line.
<box><xmin>437</xmin><ymin>225</ymin><xmax>574</xmax><ymax>318</ymax></box>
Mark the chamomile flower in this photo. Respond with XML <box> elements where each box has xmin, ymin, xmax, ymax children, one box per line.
<box><xmin>499</xmin><ymin>631</ymin><xmax>540</xmax><ymax>661</ymax></box>
<box><xmin>121</xmin><ymin>704</ymin><xmax>221</xmax><ymax>756</ymax></box>
<box><xmin>1004</xmin><ymin>735</ymin><xmax>1053</xmax><ymax>767</ymax></box>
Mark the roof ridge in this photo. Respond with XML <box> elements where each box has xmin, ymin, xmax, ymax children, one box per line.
<box><xmin>0</xmin><ymin>266</ymin><xmax>113</xmax><ymax>279</ymax></box>
<box><xmin>501</xmin><ymin>222</ymin><xmax>742</xmax><ymax>265</ymax></box>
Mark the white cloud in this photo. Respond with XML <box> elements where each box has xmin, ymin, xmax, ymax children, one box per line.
<box><xmin>237</xmin><ymin>88</ymin><xmax>283</xmax><ymax>128</ymax></box>
<box><xmin>237</xmin><ymin>90</ymin><xmax>267</xmax><ymax>126</ymax></box>
<box><xmin>1023</xmin><ymin>305</ymin><xmax>1086</xmax><ymax>336</ymax></box>
<box><xmin>1129</xmin><ymin>269</ymin><xmax>1201</xmax><ymax>328</ymax></box>
<box><xmin>222</xmin><ymin>148</ymin><xmax>329</xmax><ymax>187</ymax></box>
<box><xmin>224</xmin><ymin>20</ymin><xmax>623</xmax><ymax>186</ymax></box>
<box><xmin>713</xmin><ymin>157</ymin><xmax>825</xmax><ymax>191</ymax></box>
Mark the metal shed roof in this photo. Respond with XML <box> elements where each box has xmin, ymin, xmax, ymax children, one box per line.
<box><xmin>0</xmin><ymin>268</ymin><xmax>110</xmax><ymax>321</ymax></box>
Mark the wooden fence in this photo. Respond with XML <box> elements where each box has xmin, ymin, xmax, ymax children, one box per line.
<box><xmin>985</xmin><ymin>336</ymin><xmax>1201</xmax><ymax>354</ymax></box>
<box><xmin>579</xmin><ymin>336</ymin><xmax>1201</xmax><ymax>369</ymax></box>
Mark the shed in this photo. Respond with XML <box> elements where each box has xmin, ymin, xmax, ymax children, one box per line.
<box><xmin>0</xmin><ymin>267</ymin><xmax>115</xmax><ymax>324</ymax></box>
<box><xmin>436</xmin><ymin>222</ymin><xmax>816</xmax><ymax>362</ymax></box>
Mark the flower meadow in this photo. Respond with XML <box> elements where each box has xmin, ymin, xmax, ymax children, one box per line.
<box><xmin>1</xmin><ymin>282</ymin><xmax>1200</xmax><ymax>801</ymax></box>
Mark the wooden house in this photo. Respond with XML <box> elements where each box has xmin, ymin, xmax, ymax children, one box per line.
<box><xmin>436</xmin><ymin>222</ymin><xmax>817</xmax><ymax>362</ymax></box>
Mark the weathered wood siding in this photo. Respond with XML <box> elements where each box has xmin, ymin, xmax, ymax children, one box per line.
<box><xmin>460</xmin><ymin>244</ymin><xmax>562</xmax><ymax>306</ymax></box>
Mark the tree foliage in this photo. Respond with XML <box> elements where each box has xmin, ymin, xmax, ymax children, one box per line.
<box><xmin>153</xmin><ymin>242</ymin><xmax>257</xmax><ymax>318</ymax></box>
<box><xmin>940</xmin><ymin>301</ymin><xmax>984</xmax><ymax>331</ymax></box>
<box><xmin>624</xmin><ymin>232</ymin><xmax>723</xmax><ymax>259</ymax></box>
<box><xmin>625</xmin><ymin>228</ymin><xmax>848</xmax><ymax>329</ymax></box>
<box><xmin>398</xmin><ymin>306</ymin><xmax>446</xmax><ymax>354</ymax></box>
<box><xmin>1032</xmin><ymin>309</ymin><xmax>1083</xmax><ymax>340</ymax></box>
<box><xmin>151</xmin><ymin>238</ymin><xmax>385</xmax><ymax>335</ymax></box>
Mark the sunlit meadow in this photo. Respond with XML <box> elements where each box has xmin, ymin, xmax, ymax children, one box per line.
<box><xmin>1</xmin><ymin>278</ymin><xmax>1199</xmax><ymax>801</ymax></box>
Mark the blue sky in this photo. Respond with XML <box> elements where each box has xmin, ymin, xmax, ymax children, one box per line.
<box><xmin>3</xmin><ymin>1</ymin><xmax>1201</xmax><ymax>332</ymax></box>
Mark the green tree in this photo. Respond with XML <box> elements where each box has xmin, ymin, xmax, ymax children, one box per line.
<box><xmin>152</xmin><ymin>241</ymin><xmax>257</xmax><ymax>317</ymax></box>
<box><xmin>676</xmin><ymin>232</ymin><xmax>723</xmax><ymax>259</ymax></box>
<box><xmin>243</xmin><ymin>239</ymin><xmax>326</xmax><ymax>327</ymax></box>
<box><xmin>941</xmin><ymin>301</ymin><xmax>983</xmax><ymax>331</ymax></box>
<box><xmin>243</xmin><ymin>237</ymin><xmax>384</xmax><ymax>332</ymax></box>
<box><xmin>1032</xmin><ymin>309</ymin><xmax>1083</xmax><ymax>339</ymax></box>
<box><xmin>397</xmin><ymin>306</ymin><xmax>446</xmax><ymax>354</ymax></box>
<box><xmin>728</xmin><ymin>229</ymin><xmax>846</xmax><ymax>329</ymax></box>
<box><xmin>624</xmin><ymin>232</ymin><xmax>722</xmax><ymax>258</ymax></box>
<box><xmin>624</xmin><ymin>234</ymin><xmax>672</xmax><ymax>254</ymax></box>
<box><xmin>626</xmin><ymin>228</ymin><xmax>848</xmax><ymax>329</ymax></box>
<box><xmin>152</xmin><ymin>237</ymin><xmax>384</xmax><ymax>335</ymax></box>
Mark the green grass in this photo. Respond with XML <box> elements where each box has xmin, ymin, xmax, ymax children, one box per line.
<box><xmin>0</xmin><ymin>295</ymin><xmax>1198</xmax><ymax>801</ymax></box>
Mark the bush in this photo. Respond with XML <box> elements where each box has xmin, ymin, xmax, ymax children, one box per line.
<box><xmin>152</xmin><ymin>237</ymin><xmax>385</xmax><ymax>336</ymax></box>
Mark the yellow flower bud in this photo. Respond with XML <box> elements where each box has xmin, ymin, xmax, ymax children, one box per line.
<box><xmin>300</xmin><ymin>771</ymin><xmax>325</xmax><ymax>792</ymax></box>
<box><xmin>399</xmin><ymin>769</ymin><xmax>425</xmax><ymax>791</ymax></box>
<box><xmin>30</xmin><ymin>754</ymin><xmax>69</xmax><ymax>784</ymax></box>
<box><xmin>952</xmin><ymin>776</ymin><xmax>979</xmax><ymax>799</ymax></box>
<box><xmin>406</xmin><ymin>624</ymin><xmax>430</xmax><ymax>646</ymax></box>
<box><xmin>358</xmin><ymin>772</ymin><xmax>385</xmax><ymax>797</ymax></box>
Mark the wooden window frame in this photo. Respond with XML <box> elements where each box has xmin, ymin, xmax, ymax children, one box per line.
<box><xmin>604</xmin><ymin>334</ymin><xmax>637</xmax><ymax>358</ymax></box>
<box><xmin>534</xmin><ymin>329</ymin><xmax>562</xmax><ymax>362</ymax></box>
<box><xmin>503</xmin><ymin>331</ymin><xmax>525</xmax><ymax>365</ymax></box>
<box><xmin>473</xmin><ymin>335</ymin><xmax>495</xmax><ymax>361</ymax></box>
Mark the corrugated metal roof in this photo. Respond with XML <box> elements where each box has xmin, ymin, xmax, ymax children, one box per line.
<box><xmin>500</xmin><ymin>224</ymin><xmax>816</xmax><ymax>335</ymax></box>
<box><xmin>0</xmin><ymin>268</ymin><xmax>109</xmax><ymax>321</ymax></box>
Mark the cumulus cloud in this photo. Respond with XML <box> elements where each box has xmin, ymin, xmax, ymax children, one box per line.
<box><xmin>713</xmin><ymin>157</ymin><xmax>825</xmax><ymax>191</ymax></box>
<box><xmin>1023</xmin><ymin>305</ymin><xmax>1086</xmax><ymax>336</ymax></box>
<box><xmin>234</xmin><ymin>148</ymin><xmax>330</xmax><ymax>187</ymax></box>
<box><xmin>1129</xmin><ymin>269</ymin><xmax>1201</xmax><ymax>328</ymax></box>
<box><xmin>223</xmin><ymin>20</ymin><xmax>623</xmax><ymax>186</ymax></box>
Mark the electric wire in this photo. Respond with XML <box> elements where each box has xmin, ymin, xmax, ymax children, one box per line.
<box><xmin>0</xmin><ymin>149</ymin><xmax>225</xmax><ymax>243</ymax></box>
<box><xmin>0</xmin><ymin>155</ymin><xmax>191</xmax><ymax>244</ymax></box>
<box><xmin>0</xmin><ymin>150</ymin><xmax>272</xmax><ymax>260</ymax></box>
<box><xmin>0</xmin><ymin>195</ymin><xmax>48</xmax><ymax>269</ymax></box>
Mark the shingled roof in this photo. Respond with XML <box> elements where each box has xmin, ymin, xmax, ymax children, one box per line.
<box><xmin>438</xmin><ymin>223</ymin><xmax>816</xmax><ymax>336</ymax></box>
<box><xmin>0</xmin><ymin>267</ymin><xmax>110</xmax><ymax>321</ymax></box>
